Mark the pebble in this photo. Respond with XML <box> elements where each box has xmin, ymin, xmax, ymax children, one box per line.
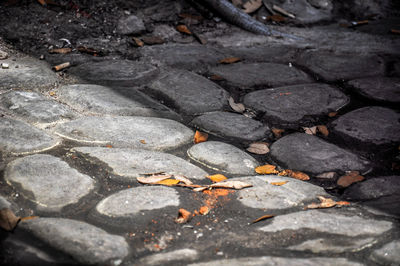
<box><xmin>139</xmin><ymin>248</ymin><xmax>199</xmax><ymax>265</ymax></box>
<box><xmin>370</xmin><ymin>240</ymin><xmax>400</xmax><ymax>265</ymax></box>
<box><xmin>347</xmin><ymin>77</ymin><xmax>400</xmax><ymax>104</ymax></box>
<box><xmin>288</xmin><ymin>237</ymin><xmax>377</xmax><ymax>253</ymax></box>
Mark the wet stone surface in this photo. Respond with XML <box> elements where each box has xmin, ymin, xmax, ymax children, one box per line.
<box><xmin>288</xmin><ymin>237</ymin><xmax>377</xmax><ymax>253</ymax></box>
<box><xmin>370</xmin><ymin>240</ymin><xmax>400</xmax><ymax>265</ymax></box>
<box><xmin>343</xmin><ymin>176</ymin><xmax>400</xmax><ymax>201</ymax></box>
<box><xmin>347</xmin><ymin>77</ymin><xmax>400</xmax><ymax>104</ymax></box>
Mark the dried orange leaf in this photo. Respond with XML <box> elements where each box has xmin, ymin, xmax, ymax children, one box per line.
<box><xmin>228</xmin><ymin>97</ymin><xmax>245</xmax><ymax>113</ymax></box>
<box><xmin>267</xmin><ymin>14</ymin><xmax>286</xmax><ymax>22</ymax></box>
<box><xmin>176</xmin><ymin>24</ymin><xmax>192</xmax><ymax>35</ymax></box>
<box><xmin>175</xmin><ymin>208</ymin><xmax>192</xmax><ymax>224</ymax></box>
<box><xmin>242</xmin><ymin>0</ymin><xmax>262</xmax><ymax>13</ymax></box>
<box><xmin>132</xmin><ymin>37</ymin><xmax>144</xmax><ymax>47</ymax></box>
<box><xmin>140</xmin><ymin>139</ymin><xmax>146</xmax><ymax>144</ymax></box>
<box><xmin>157</xmin><ymin>179</ymin><xmax>180</xmax><ymax>186</ymax></box>
<box><xmin>303</xmin><ymin>126</ymin><xmax>317</xmax><ymax>135</ymax></box>
<box><xmin>219</xmin><ymin>57</ymin><xmax>241</xmax><ymax>64</ymax></box>
<box><xmin>337</xmin><ymin>171</ymin><xmax>364</xmax><ymax>188</ymax></box>
<box><xmin>255</xmin><ymin>165</ymin><xmax>278</xmax><ymax>175</ymax></box>
<box><xmin>317</xmin><ymin>125</ymin><xmax>329</xmax><ymax>137</ymax></box>
<box><xmin>174</xmin><ymin>175</ymin><xmax>193</xmax><ymax>185</ymax></box>
<box><xmin>210</xmin><ymin>75</ymin><xmax>225</xmax><ymax>81</ymax></box>
<box><xmin>210</xmin><ymin>180</ymin><xmax>252</xmax><ymax>190</ymax></box>
<box><xmin>252</xmin><ymin>214</ymin><xmax>274</xmax><ymax>224</ymax></box>
<box><xmin>336</xmin><ymin>201</ymin><xmax>350</xmax><ymax>206</ymax></box>
<box><xmin>49</xmin><ymin>91</ymin><xmax>56</xmax><ymax>96</ymax></box>
<box><xmin>137</xmin><ymin>175</ymin><xmax>172</xmax><ymax>184</ymax></box>
<box><xmin>20</xmin><ymin>216</ymin><xmax>39</xmax><ymax>222</ymax></box>
<box><xmin>306</xmin><ymin>196</ymin><xmax>342</xmax><ymax>209</ymax></box>
<box><xmin>194</xmin><ymin>131</ymin><xmax>208</xmax><ymax>144</ymax></box>
<box><xmin>207</xmin><ymin>174</ymin><xmax>228</xmax><ymax>183</ymax></box>
<box><xmin>48</xmin><ymin>48</ymin><xmax>72</xmax><ymax>54</ymax></box>
<box><xmin>0</xmin><ymin>208</ymin><xmax>20</xmax><ymax>231</ymax></box>
<box><xmin>272</xmin><ymin>128</ymin><xmax>284</xmax><ymax>138</ymax></box>
<box><xmin>328</xmin><ymin>112</ymin><xmax>337</xmax><ymax>117</ymax></box>
<box><xmin>247</xmin><ymin>142</ymin><xmax>270</xmax><ymax>154</ymax></box>
<box><xmin>199</xmin><ymin>206</ymin><xmax>209</xmax><ymax>215</ymax></box>
<box><xmin>286</xmin><ymin>169</ymin><xmax>310</xmax><ymax>181</ymax></box>
<box><xmin>269</xmin><ymin>181</ymin><xmax>288</xmax><ymax>186</ymax></box>
<box><xmin>105</xmin><ymin>144</ymin><xmax>113</xmax><ymax>148</ymax></box>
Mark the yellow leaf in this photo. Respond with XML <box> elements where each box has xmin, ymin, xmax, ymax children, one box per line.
<box><xmin>194</xmin><ymin>131</ymin><xmax>208</xmax><ymax>144</ymax></box>
<box><xmin>269</xmin><ymin>181</ymin><xmax>288</xmax><ymax>186</ymax></box>
<box><xmin>157</xmin><ymin>179</ymin><xmax>180</xmax><ymax>186</ymax></box>
<box><xmin>207</xmin><ymin>174</ymin><xmax>228</xmax><ymax>183</ymax></box>
<box><xmin>255</xmin><ymin>164</ymin><xmax>278</xmax><ymax>174</ymax></box>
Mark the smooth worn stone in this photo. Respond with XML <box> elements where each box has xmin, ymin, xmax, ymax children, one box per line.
<box><xmin>56</xmin><ymin>84</ymin><xmax>180</xmax><ymax>120</ymax></box>
<box><xmin>330</xmin><ymin>106</ymin><xmax>400</xmax><ymax>147</ymax></box>
<box><xmin>20</xmin><ymin>218</ymin><xmax>129</xmax><ymax>265</ymax></box>
<box><xmin>191</xmin><ymin>112</ymin><xmax>271</xmax><ymax>142</ymax></box>
<box><xmin>187</xmin><ymin>141</ymin><xmax>259</xmax><ymax>175</ymax></box>
<box><xmin>259</xmin><ymin>209</ymin><xmax>393</xmax><ymax>237</ymax></box>
<box><xmin>227</xmin><ymin>45</ymin><xmax>297</xmax><ymax>63</ymax></box>
<box><xmin>296</xmin><ymin>50</ymin><xmax>385</xmax><ymax>81</ymax></box>
<box><xmin>0</xmin><ymin>196</ymin><xmax>11</xmax><ymax>209</ymax></box>
<box><xmin>347</xmin><ymin>77</ymin><xmax>400</xmax><ymax>104</ymax></box>
<box><xmin>96</xmin><ymin>186</ymin><xmax>180</xmax><ymax>217</ymax></box>
<box><xmin>5</xmin><ymin>154</ymin><xmax>95</xmax><ymax>212</ymax></box>
<box><xmin>236</xmin><ymin>175</ymin><xmax>328</xmax><ymax>209</ymax></box>
<box><xmin>279</xmin><ymin>0</ymin><xmax>333</xmax><ymax>23</ymax></box>
<box><xmin>288</xmin><ymin>237</ymin><xmax>377</xmax><ymax>253</ymax></box>
<box><xmin>145</xmin><ymin>69</ymin><xmax>229</xmax><ymax>115</ymax></box>
<box><xmin>370</xmin><ymin>240</ymin><xmax>400</xmax><ymax>265</ymax></box>
<box><xmin>243</xmin><ymin>83</ymin><xmax>349</xmax><ymax>127</ymax></box>
<box><xmin>117</xmin><ymin>15</ymin><xmax>146</xmax><ymax>35</ymax></box>
<box><xmin>0</xmin><ymin>57</ymin><xmax>58</xmax><ymax>90</ymax></box>
<box><xmin>189</xmin><ymin>256</ymin><xmax>363</xmax><ymax>266</ymax></box>
<box><xmin>270</xmin><ymin>133</ymin><xmax>370</xmax><ymax>175</ymax></box>
<box><xmin>54</xmin><ymin>116</ymin><xmax>193</xmax><ymax>150</ymax></box>
<box><xmin>209</xmin><ymin>62</ymin><xmax>312</xmax><ymax>89</ymax></box>
<box><xmin>0</xmin><ymin>117</ymin><xmax>59</xmax><ymax>155</ymax></box>
<box><xmin>73</xmin><ymin>147</ymin><xmax>208</xmax><ymax>181</ymax></box>
<box><xmin>68</xmin><ymin>60</ymin><xmax>159</xmax><ymax>87</ymax></box>
<box><xmin>343</xmin><ymin>176</ymin><xmax>400</xmax><ymax>201</ymax></box>
<box><xmin>140</xmin><ymin>248</ymin><xmax>199</xmax><ymax>265</ymax></box>
<box><xmin>0</xmin><ymin>90</ymin><xmax>76</xmax><ymax>124</ymax></box>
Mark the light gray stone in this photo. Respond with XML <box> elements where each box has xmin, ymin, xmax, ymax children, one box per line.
<box><xmin>73</xmin><ymin>147</ymin><xmax>208</xmax><ymax>181</ymax></box>
<box><xmin>370</xmin><ymin>240</ymin><xmax>400</xmax><ymax>265</ymax></box>
<box><xmin>279</xmin><ymin>0</ymin><xmax>333</xmax><ymax>23</ymax></box>
<box><xmin>54</xmin><ymin>116</ymin><xmax>193</xmax><ymax>151</ymax></box>
<box><xmin>56</xmin><ymin>84</ymin><xmax>180</xmax><ymax>120</ymax></box>
<box><xmin>209</xmin><ymin>62</ymin><xmax>312</xmax><ymax>88</ymax></box>
<box><xmin>95</xmin><ymin>186</ymin><xmax>180</xmax><ymax>217</ymax></box>
<box><xmin>331</xmin><ymin>106</ymin><xmax>400</xmax><ymax>147</ymax></box>
<box><xmin>288</xmin><ymin>237</ymin><xmax>377</xmax><ymax>253</ymax></box>
<box><xmin>140</xmin><ymin>248</ymin><xmax>198</xmax><ymax>265</ymax></box>
<box><xmin>5</xmin><ymin>154</ymin><xmax>95</xmax><ymax>212</ymax></box>
<box><xmin>187</xmin><ymin>141</ymin><xmax>259</xmax><ymax>175</ymax></box>
<box><xmin>0</xmin><ymin>90</ymin><xmax>76</xmax><ymax>124</ymax></box>
<box><xmin>0</xmin><ymin>57</ymin><xmax>58</xmax><ymax>90</ymax></box>
<box><xmin>347</xmin><ymin>77</ymin><xmax>400</xmax><ymax>104</ymax></box>
<box><xmin>343</xmin><ymin>176</ymin><xmax>400</xmax><ymax>201</ymax></box>
<box><xmin>296</xmin><ymin>50</ymin><xmax>385</xmax><ymax>81</ymax></box>
<box><xmin>0</xmin><ymin>117</ymin><xmax>60</xmax><ymax>155</ymax></box>
<box><xmin>259</xmin><ymin>210</ymin><xmax>393</xmax><ymax>236</ymax></box>
<box><xmin>19</xmin><ymin>218</ymin><xmax>129</xmax><ymax>265</ymax></box>
<box><xmin>68</xmin><ymin>60</ymin><xmax>159</xmax><ymax>87</ymax></box>
<box><xmin>243</xmin><ymin>83</ymin><xmax>349</xmax><ymax>127</ymax></box>
<box><xmin>117</xmin><ymin>15</ymin><xmax>145</xmax><ymax>35</ymax></box>
<box><xmin>191</xmin><ymin>112</ymin><xmax>271</xmax><ymax>142</ymax></box>
<box><xmin>0</xmin><ymin>195</ymin><xmax>11</xmax><ymax>209</ymax></box>
<box><xmin>236</xmin><ymin>175</ymin><xmax>328</xmax><ymax>209</ymax></box>
<box><xmin>270</xmin><ymin>133</ymin><xmax>370</xmax><ymax>175</ymax></box>
<box><xmin>145</xmin><ymin>69</ymin><xmax>229</xmax><ymax>115</ymax></box>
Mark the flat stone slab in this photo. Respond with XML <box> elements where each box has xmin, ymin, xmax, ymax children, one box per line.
<box><xmin>19</xmin><ymin>218</ymin><xmax>129</xmax><ymax>265</ymax></box>
<box><xmin>139</xmin><ymin>248</ymin><xmax>199</xmax><ymax>265</ymax></box>
<box><xmin>0</xmin><ymin>57</ymin><xmax>58</xmax><ymax>90</ymax></box>
<box><xmin>236</xmin><ymin>175</ymin><xmax>328</xmax><ymax>209</ymax></box>
<box><xmin>270</xmin><ymin>133</ymin><xmax>370</xmax><ymax>175</ymax></box>
<box><xmin>187</xmin><ymin>141</ymin><xmax>259</xmax><ymax>175</ymax></box>
<box><xmin>0</xmin><ymin>117</ymin><xmax>60</xmax><ymax>155</ymax></box>
<box><xmin>209</xmin><ymin>62</ymin><xmax>312</xmax><ymax>88</ymax></box>
<box><xmin>54</xmin><ymin>116</ymin><xmax>193</xmax><ymax>150</ymax></box>
<box><xmin>145</xmin><ymin>69</ymin><xmax>229</xmax><ymax>115</ymax></box>
<box><xmin>288</xmin><ymin>237</ymin><xmax>377</xmax><ymax>253</ymax></box>
<box><xmin>347</xmin><ymin>77</ymin><xmax>400</xmax><ymax>104</ymax></box>
<box><xmin>259</xmin><ymin>209</ymin><xmax>393</xmax><ymax>236</ymax></box>
<box><xmin>243</xmin><ymin>83</ymin><xmax>349</xmax><ymax>127</ymax></box>
<box><xmin>296</xmin><ymin>51</ymin><xmax>385</xmax><ymax>81</ymax></box>
<box><xmin>0</xmin><ymin>196</ymin><xmax>11</xmax><ymax>209</ymax></box>
<box><xmin>191</xmin><ymin>112</ymin><xmax>271</xmax><ymax>142</ymax></box>
<box><xmin>227</xmin><ymin>45</ymin><xmax>297</xmax><ymax>64</ymax></box>
<box><xmin>68</xmin><ymin>59</ymin><xmax>159</xmax><ymax>87</ymax></box>
<box><xmin>343</xmin><ymin>176</ymin><xmax>400</xmax><ymax>201</ymax></box>
<box><xmin>0</xmin><ymin>90</ymin><xmax>76</xmax><ymax>124</ymax></box>
<box><xmin>370</xmin><ymin>240</ymin><xmax>400</xmax><ymax>265</ymax></box>
<box><xmin>73</xmin><ymin>147</ymin><xmax>208</xmax><ymax>181</ymax></box>
<box><xmin>56</xmin><ymin>84</ymin><xmax>180</xmax><ymax>120</ymax></box>
<box><xmin>4</xmin><ymin>154</ymin><xmax>95</xmax><ymax>212</ymax></box>
<box><xmin>331</xmin><ymin>106</ymin><xmax>400</xmax><ymax>147</ymax></box>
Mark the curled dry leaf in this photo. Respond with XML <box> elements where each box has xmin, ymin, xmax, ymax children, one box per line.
<box><xmin>132</xmin><ymin>37</ymin><xmax>144</xmax><ymax>47</ymax></box>
<box><xmin>176</xmin><ymin>24</ymin><xmax>192</xmax><ymax>35</ymax></box>
<box><xmin>194</xmin><ymin>131</ymin><xmax>208</xmax><ymax>144</ymax></box>
<box><xmin>137</xmin><ymin>174</ymin><xmax>172</xmax><ymax>184</ymax></box>
<box><xmin>337</xmin><ymin>171</ymin><xmax>364</xmax><ymax>188</ymax></box>
<box><xmin>157</xmin><ymin>179</ymin><xmax>180</xmax><ymax>186</ymax></box>
<box><xmin>228</xmin><ymin>97</ymin><xmax>246</xmax><ymax>113</ymax></box>
<box><xmin>306</xmin><ymin>196</ymin><xmax>350</xmax><ymax>209</ymax></box>
<box><xmin>174</xmin><ymin>175</ymin><xmax>193</xmax><ymax>185</ymax></box>
<box><xmin>199</xmin><ymin>206</ymin><xmax>210</xmax><ymax>215</ymax></box>
<box><xmin>247</xmin><ymin>142</ymin><xmax>270</xmax><ymax>154</ymax></box>
<box><xmin>210</xmin><ymin>74</ymin><xmax>225</xmax><ymax>81</ymax></box>
<box><xmin>303</xmin><ymin>126</ymin><xmax>317</xmax><ymax>135</ymax></box>
<box><xmin>193</xmin><ymin>186</ymin><xmax>208</xmax><ymax>192</ymax></box>
<box><xmin>242</xmin><ymin>0</ymin><xmax>263</xmax><ymax>13</ymax></box>
<box><xmin>269</xmin><ymin>181</ymin><xmax>288</xmax><ymax>186</ymax></box>
<box><xmin>175</xmin><ymin>208</ymin><xmax>192</xmax><ymax>224</ymax></box>
<box><xmin>210</xmin><ymin>180</ymin><xmax>252</xmax><ymax>190</ymax></box>
<box><xmin>207</xmin><ymin>174</ymin><xmax>228</xmax><ymax>183</ymax></box>
<box><xmin>317</xmin><ymin>125</ymin><xmax>329</xmax><ymax>137</ymax></box>
<box><xmin>219</xmin><ymin>57</ymin><xmax>241</xmax><ymax>64</ymax></box>
<box><xmin>285</xmin><ymin>169</ymin><xmax>310</xmax><ymax>181</ymax></box>
<box><xmin>272</xmin><ymin>128</ymin><xmax>284</xmax><ymax>139</ymax></box>
<box><xmin>0</xmin><ymin>208</ymin><xmax>20</xmax><ymax>231</ymax></box>
<box><xmin>252</xmin><ymin>214</ymin><xmax>274</xmax><ymax>224</ymax></box>
<box><xmin>48</xmin><ymin>48</ymin><xmax>72</xmax><ymax>54</ymax></box>
<box><xmin>20</xmin><ymin>216</ymin><xmax>39</xmax><ymax>222</ymax></box>
<box><xmin>255</xmin><ymin>164</ymin><xmax>278</xmax><ymax>175</ymax></box>
<box><xmin>328</xmin><ymin>112</ymin><xmax>337</xmax><ymax>117</ymax></box>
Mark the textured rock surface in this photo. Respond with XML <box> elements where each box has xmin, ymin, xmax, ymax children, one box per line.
<box><xmin>343</xmin><ymin>176</ymin><xmax>400</xmax><ymax>200</ymax></box>
<box><xmin>347</xmin><ymin>77</ymin><xmax>400</xmax><ymax>104</ymax></box>
<box><xmin>288</xmin><ymin>237</ymin><xmax>377</xmax><ymax>253</ymax></box>
<box><xmin>370</xmin><ymin>240</ymin><xmax>400</xmax><ymax>265</ymax></box>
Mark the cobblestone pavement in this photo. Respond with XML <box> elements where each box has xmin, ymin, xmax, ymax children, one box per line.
<box><xmin>0</xmin><ymin>1</ymin><xmax>400</xmax><ymax>265</ymax></box>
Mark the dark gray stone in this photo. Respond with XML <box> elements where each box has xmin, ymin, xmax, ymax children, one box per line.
<box><xmin>343</xmin><ymin>176</ymin><xmax>400</xmax><ymax>201</ymax></box>
<box><xmin>243</xmin><ymin>83</ymin><xmax>349</xmax><ymax>127</ymax></box>
<box><xmin>68</xmin><ymin>60</ymin><xmax>159</xmax><ymax>87</ymax></box>
<box><xmin>270</xmin><ymin>133</ymin><xmax>370</xmax><ymax>175</ymax></box>
<box><xmin>227</xmin><ymin>45</ymin><xmax>297</xmax><ymax>63</ymax></box>
<box><xmin>117</xmin><ymin>15</ymin><xmax>145</xmax><ymax>35</ymax></box>
<box><xmin>19</xmin><ymin>218</ymin><xmax>129</xmax><ymax>265</ymax></box>
<box><xmin>140</xmin><ymin>249</ymin><xmax>199</xmax><ymax>265</ymax></box>
<box><xmin>331</xmin><ymin>106</ymin><xmax>400</xmax><ymax>147</ymax></box>
<box><xmin>209</xmin><ymin>62</ymin><xmax>312</xmax><ymax>88</ymax></box>
<box><xmin>279</xmin><ymin>0</ymin><xmax>333</xmax><ymax>23</ymax></box>
<box><xmin>288</xmin><ymin>237</ymin><xmax>377</xmax><ymax>253</ymax></box>
<box><xmin>145</xmin><ymin>69</ymin><xmax>230</xmax><ymax>115</ymax></box>
<box><xmin>191</xmin><ymin>112</ymin><xmax>271</xmax><ymax>142</ymax></box>
<box><xmin>347</xmin><ymin>77</ymin><xmax>400</xmax><ymax>104</ymax></box>
<box><xmin>370</xmin><ymin>240</ymin><xmax>400</xmax><ymax>265</ymax></box>
<box><xmin>296</xmin><ymin>50</ymin><xmax>385</xmax><ymax>81</ymax></box>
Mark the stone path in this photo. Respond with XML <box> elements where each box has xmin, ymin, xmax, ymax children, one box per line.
<box><xmin>1</xmin><ymin>1</ymin><xmax>400</xmax><ymax>265</ymax></box>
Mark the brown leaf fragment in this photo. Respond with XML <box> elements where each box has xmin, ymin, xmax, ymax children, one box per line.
<box><xmin>316</xmin><ymin>171</ymin><xmax>337</xmax><ymax>179</ymax></box>
<box><xmin>228</xmin><ymin>97</ymin><xmax>246</xmax><ymax>113</ymax></box>
<box><xmin>157</xmin><ymin>179</ymin><xmax>180</xmax><ymax>186</ymax></box>
<box><xmin>210</xmin><ymin>180</ymin><xmax>252</xmax><ymax>190</ymax></box>
<box><xmin>77</xmin><ymin>46</ymin><xmax>103</xmax><ymax>56</ymax></box>
<box><xmin>391</xmin><ymin>29</ymin><xmax>400</xmax><ymax>35</ymax></box>
<box><xmin>137</xmin><ymin>174</ymin><xmax>172</xmax><ymax>184</ymax></box>
<box><xmin>132</xmin><ymin>37</ymin><xmax>144</xmax><ymax>47</ymax></box>
<box><xmin>175</xmin><ymin>208</ymin><xmax>192</xmax><ymax>224</ymax></box>
<box><xmin>337</xmin><ymin>171</ymin><xmax>364</xmax><ymax>188</ymax></box>
<box><xmin>317</xmin><ymin>125</ymin><xmax>329</xmax><ymax>137</ymax></box>
<box><xmin>272</xmin><ymin>128</ymin><xmax>284</xmax><ymax>139</ymax></box>
<box><xmin>20</xmin><ymin>216</ymin><xmax>39</xmax><ymax>222</ymax></box>
<box><xmin>219</xmin><ymin>57</ymin><xmax>241</xmax><ymax>64</ymax></box>
<box><xmin>141</xmin><ymin>36</ymin><xmax>165</xmax><ymax>45</ymax></box>
<box><xmin>174</xmin><ymin>175</ymin><xmax>193</xmax><ymax>185</ymax></box>
<box><xmin>348</xmin><ymin>20</ymin><xmax>369</xmax><ymax>28</ymax></box>
<box><xmin>140</xmin><ymin>139</ymin><xmax>146</xmax><ymax>144</ymax></box>
<box><xmin>255</xmin><ymin>164</ymin><xmax>278</xmax><ymax>174</ymax></box>
<box><xmin>52</xmin><ymin>62</ymin><xmax>70</xmax><ymax>71</ymax></box>
<box><xmin>48</xmin><ymin>48</ymin><xmax>72</xmax><ymax>54</ymax></box>
<box><xmin>194</xmin><ymin>130</ymin><xmax>208</xmax><ymax>144</ymax></box>
<box><xmin>269</xmin><ymin>181</ymin><xmax>288</xmax><ymax>186</ymax></box>
<box><xmin>267</xmin><ymin>14</ymin><xmax>286</xmax><ymax>22</ymax></box>
<box><xmin>193</xmin><ymin>186</ymin><xmax>208</xmax><ymax>192</ymax></box>
<box><xmin>207</xmin><ymin>174</ymin><xmax>228</xmax><ymax>183</ymax></box>
<box><xmin>0</xmin><ymin>208</ymin><xmax>20</xmax><ymax>231</ymax></box>
<box><xmin>303</xmin><ymin>126</ymin><xmax>317</xmax><ymax>135</ymax></box>
<box><xmin>199</xmin><ymin>206</ymin><xmax>209</xmax><ymax>215</ymax></box>
<box><xmin>176</xmin><ymin>25</ymin><xmax>192</xmax><ymax>35</ymax></box>
<box><xmin>247</xmin><ymin>142</ymin><xmax>270</xmax><ymax>154</ymax></box>
<box><xmin>328</xmin><ymin>112</ymin><xmax>337</xmax><ymax>117</ymax></box>
<box><xmin>306</xmin><ymin>196</ymin><xmax>349</xmax><ymax>209</ymax></box>
<box><xmin>210</xmin><ymin>75</ymin><xmax>225</xmax><ymax>81</ymax></box>
<box><xmin>242</xmin><ymin>0</ymin><xmax>263</xmax><ymax>13</ymax></box>
<box><xmin>252</xmin><ymin>214</ymin><xmax>274</xmax><ymax>224</ymax></box>
<box><xmin>286</xmin><ymin>170</ymin><xmax>310</xmax><ymax>181</ymax></box>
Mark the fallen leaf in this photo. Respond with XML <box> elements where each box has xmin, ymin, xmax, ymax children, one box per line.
<box><xmin>267</xmin><ymin>14</ymin><xmax>286</xmax><ymax>22</ymax></box>
<box><xmin>210</xmin><ymin>180</ymin><xmax>252</xmax><ymax>190</ymax></box>
<box><xmin>285</xmin><ymin>170</ymin><xmax>310</xmax><ymax>181</ymax></box>
<box><xmin>194</xmin><ymin>131</ymin><xmax>208</xmax><ymax>144</ymax></box>
<box><xmin>247</xmin><ymin>142</ymin><xmax>270</xmax><ymax>154</ymax></box>
<box><xmin>210</xmin><ymin>75</ymin><xmax>225</xmax><ymax>81</ymax></box>
<box><xmin>337</xmin><ymin>171</ymin><xmax>364</xmax><ymax>188</ymax></box>
<box><xmin>0</xmin><ymin>208</ymin><xmax>20</xmax><ymax>231</ymax></box>
<box><xmin>105</xmin><ymin>144</ymin><xmax>113</xmax><ymax>148</ymax></box>
<box><xmin>193</xmin><ymin>186</ymin><xmax>208</xmax><ymax>192</ymax></box>
<box><xmin>175</xmin><ymin>208</ymin><xmax>192</xmax><ymax>223</ymax></box>
<box><xmin>242</xmin><ymin>0</ymin><xmax>262</xmax><ymax>13</ymax></box>
<box><xmin>317</xmin><ymin>125</ymin><xmax>329</xmax><ymax>137</ymax></box>
<box><xmin>303</xmin><ymin>126</ymin><xmax>317</xmax><ymax>135</ymax></box>
<box><xmin>252</xmin><ymin>214</ymin><xmax>274</xmax><ymax>224</ymax></box>
<box><xmin>140</xmin><ymin>139</ymin><xmax>146</xmax><ymax>144</ymax></box>
<box><xmin>77</xmin><ymin>46</ymin><xmax>104</xmax><ymax>56</ymax></box>
<box><xmin>219</xmin><ymin>57</ymin><xmax>241</xmax><ymax>64</ymax></box>
<box><xmin>336</xmin><ymin>201</ymin><xmax>350</xmax><ymax>206</ymax></box>
<box><xmin>207</xmin><ymin>174</ymin><xmax>228</xmax><ymax>183</ymax></box>
<box><xmin>48</xmin><ymin>48</ymin><xmax>72</xmax><ymax>54</ymax></box>
<box><xmin>20</xmin><ymin>216</ymin><xmax>39</xmax><ymax>222</ymax></box>
<box><xmin>49</xmin><ymin>91</ymin><xmax>56</xmax><ymax>96</ymax></box>
<box><xmin>269</xmin><ymin>181</ymin><xmax>288</xmax><ymax>186</ymax></box>
<box><xmin>328</xmin><ymin>112</ymin><xmax>337</xmax><ymax>117</ymax></box>
<box><xmin>199</xmin><ymin>206</ymin><xmax>209</xmax><ymax>215</ymax></box>
<box><xmin>174</xmin><ymin>175</ymin><xmax>193</xmax><ymax>185</ymax></box>
<box><xmin>228</xmin><ymin>97</ymin><xmax>245</xmax><ymax>113</ymax></box>
<box><xmin>391</xmin><ymin>29</ymin><xmax>400</xmax><ymax>35</ymax></box>
<box><xmin>306</xmin><ymin>196</ymin><xmax>350</xmax><ymax>209</ymax></box>
<box><xmin>132</xmin><ymin>37</ymin><xmax>144</xmax><ymax>47</ymax></box>
<box><xmin>176</xmin><ymin>24</ymin><xmax>192</xmax><ymax>35</ymax></box>
<box><xmin>255</xmin><ymin>165</ymin><xmax>278</xmax><ymax>175</ymax></box>
<box><xmin>157</xmin><ymin>179</ymin><xmax>180</xmax><ymax>186</ymax></box>
<box><xmin>316</xmin><ymin>171</ymin><xmax>337</xmax><ymax>179</ymax></box>
<box><xmin>137</xmin><ymin>174</ymin><xmax>172</xmax><ymax>184</ymax></box>
<box><xmin>272</xmin><ymin>128</ymin><xmax>284</xmax><ymax>138</ymax></box>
